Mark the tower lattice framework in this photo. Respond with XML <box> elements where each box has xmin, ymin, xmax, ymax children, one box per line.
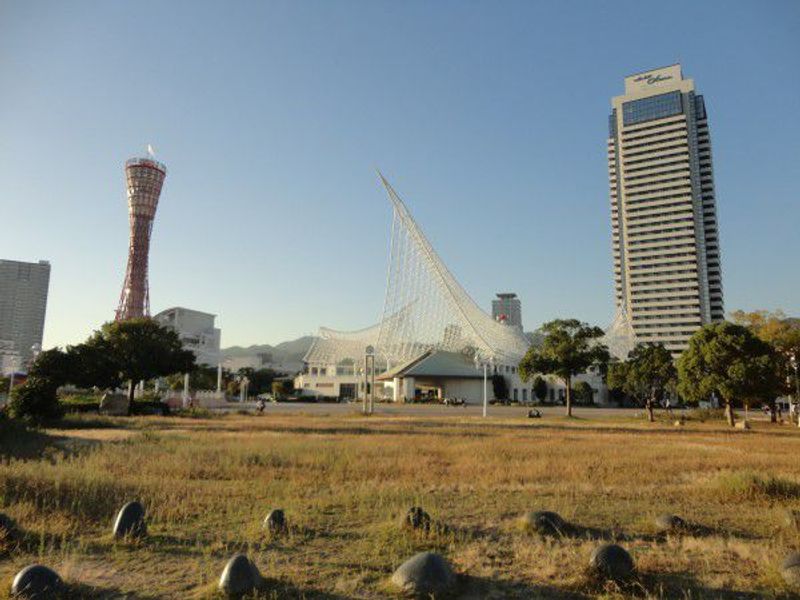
<box><xmin>115</xmin><ymin>157</ymin><xmax>167</xmax><ymax>321</ymax></box>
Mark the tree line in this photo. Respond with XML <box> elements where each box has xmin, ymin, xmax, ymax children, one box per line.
<box><xmin>4</xmin><ymin>310</ymin><xmax>798</xmax><ymax>427</ymax></box>
<box><xmin>519</xmin><ymin>310</ymin><xmax>800</xmax><ymax>426</ymax></box>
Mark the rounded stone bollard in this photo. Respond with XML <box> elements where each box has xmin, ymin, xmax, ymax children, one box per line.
<box><xmin>113</xmin><ymin>501</ymin><xmax>147</xmax><ymax>539</ymax></box>
<box><xmin>11</xmin><ymin>564</ymin><xmax>63</xmax><ymax>599</ymax></box>
<box><xmin>391</xmin><ymin>551</ymin><xmax>455</xmax><ymax>597</ymax></box>
<box><xmin>263</xmin><ymin>509</ymin><xmax>287</xmax><ymax>533</ymax></box>
<box><xmin>403</xmin><ymin>506</ymin><xmax>432</xmax><ymax>532</ymax></box>
<box><xmin>219</xmin><ymin>553</ymin><xmax>264</xmax><ymax>597</ymax></box>
<box><xmin>781</xmin><ymin>553</ymin><xmax>800</xmax><ymax>588</ymax></box>
<box><xmin>518</xmin><ymin>510</ymin><xmax>566</xmax><ymax>536</ymax></box>
<box><xmin>589</xmin><ymin>543</ymin><xmax>635</xmax><ymax>581</ymax></box>
<box><xmin>654</xmin><ymin>514</ymin><xmax>688</xmax><ymax>533</ymax></box>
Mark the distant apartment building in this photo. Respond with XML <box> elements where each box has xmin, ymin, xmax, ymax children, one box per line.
<box><xmin>608</xmin><ymin>65</ymin><xmax>723</xmax><ymax>355</ymax></box>
<box><xmin>0</xmin><ymin>259</ymin><xmax>51</xmax><ymax>369</ymax></box>
<box><xmin>153</xmin><ymin>307</ymin><xmax>221</xmax><ymax>367</ymax></box>
<box><xmin>491</xmin><ymin>293</ymin><xmax>523</xmax><ymax>330</ymax></box>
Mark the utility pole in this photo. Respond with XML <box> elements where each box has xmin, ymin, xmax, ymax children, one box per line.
<box><xmin>364</xmin><ymin>345</ymin><xmax>375</xmax><ymax>415</ymax></box>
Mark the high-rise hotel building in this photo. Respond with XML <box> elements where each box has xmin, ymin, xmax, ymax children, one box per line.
<box><xmin>0</xmin><ymin>259</ymin><xmax>51</xmax><ymax>365</ymax></box>
<box><xmin>608</xmin><ymin>65</ymin><xmax>723</xmax><ymax>355</ymax></box>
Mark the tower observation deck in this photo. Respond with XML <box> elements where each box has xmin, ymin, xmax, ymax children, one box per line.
<box><xmin>115</xmin><ymin>155</ymin><xmax>167</xmax><ymax>321</ymax></box>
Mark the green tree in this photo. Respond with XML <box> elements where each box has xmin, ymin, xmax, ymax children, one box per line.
<box><xmin>67</xmin><ymin>339</ymin><xmax>120</xmax><ymax>390</ymax></box>
<box><xmin>167</xmin><ymin>365</ymin><xmax>225</xmax><ymax>392</ymax></box>
<box><xmin>677</xmin><ymin>322</ymin><xmax>782</xmax><ymax>427</ymax></box>
<box><xmin>235</xmin><ymin>367</ymin><xmax>282</xmax><ymax>396</ymax></box>
<box><xmin>271</xmin><ymin>380</ymin><xmax>293</xmax><ymax>400</ymax></box>
<box><xmin>519</xmin><ymin>319</ymin><xmax>609</xmax><ymax>417</ymax></box>
<box><xmin>573</xmin><ymin>381</ymin><xmax>595</xmax><ymax>406</ymax></box>
<box><xmin>7</xmin><ymin>377</ymin><xmax>62</xmax><ymax>425</ymax></box>
<box><xmin>27</xmin><ymin>348</ymin><xmax>74</xmax><ymax>385</ymax></box>
<box><xmin>606</xmin><ymin>344</ymin><xmax>676</xmax><ymax>422</ymax></box>
<box><xmin>732</xmin><ymin>309</ymin><xmax>800</xmax><ymax>420</ymax></box>
<box><xmin>532</xmin><ymin>375</ymin><xmax>548</xmax><ymax>404</ymax></box>
<box><xmin>7</xmin><ymin>348</ymin><xmax>77</xmax><ymax>424</ymax></box>
<box><xmin>491</xmin><ymin>374</ymin><xmax>509</xmax><ymax>402</ymax></box>
<box><xmin>83</xmin><ymin>319</ymin><xmax>196</xmax><ymax>413</ymax></box>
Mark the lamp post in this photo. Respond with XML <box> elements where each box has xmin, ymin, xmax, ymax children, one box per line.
<box><xmin>474</xmin><ymin>355</ymin><xmax>490</xmax><ymax>418</ymax></box>
<box><xmin>364</xmin><ymin>345</ymin><xmax>375</xmax><ymax>415</ymax></box>
<box><xmin>182</xmin><ymin>373</ymin><xmax>190</xmax><ymax>408</ymax></box>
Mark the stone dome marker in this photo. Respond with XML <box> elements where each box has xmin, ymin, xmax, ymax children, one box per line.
<box><xmin>263</xmin><ymin>509</ymin><xmax>287</xmax><ymax>533</ymax></box>
<box><xmin>781</xmin><ymin>552</ymin><xmax>800</xmax><ymax>587</ymax></box>
<box><xmin>391</xmin><ymin>551</ymin><xmax>455</xmax><ymax>597</ymax></box>
<box><xmin>518</xmin><ymin>510</ymin><xmax>567</xmax><ymax>537</ymax></box>
<box><xmin>589</xmin><ymin>543</ymin><xmax>635</xmax><ymax>581</ymax></box>
<box><xmin>219</xmin><ymin>553</ymin><xmax>264</xmax><ymax>597</ymax></box>
<box><xmin>113</xmin><ymin>501</ymin><xmax>147</xmax><ymax>539</ymax></box>
<box><xmin>11</xmin><ymin>564</ymin><xmax>63</xmax><ymax>599</ymax></box>
<box><xmin>403</xmin><ymin>506</ymin><xmax>432</xmax><ymax>532</ymax></box>
<box><xmin>654</xmin><ymin>514</ymin><xmax>688</xmax><ymax>533</ymax></box>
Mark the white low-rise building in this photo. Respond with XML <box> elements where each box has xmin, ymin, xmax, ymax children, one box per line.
<box><xmin>153</xmin><ymin>307</ymin><xmax>221</xmax><ymax>367</ymax></box>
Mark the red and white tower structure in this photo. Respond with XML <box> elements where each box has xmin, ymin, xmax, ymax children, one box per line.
<box><xmin>115</xmin><ymin>152</ymin><xmax>167</xmax><ymax>321</ymax></box>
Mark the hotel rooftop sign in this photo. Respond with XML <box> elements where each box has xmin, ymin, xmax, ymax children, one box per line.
<box><xmin>624</xmin><ymin>64</ymin><xmax>682</xmax><ymax>93</ymax></box>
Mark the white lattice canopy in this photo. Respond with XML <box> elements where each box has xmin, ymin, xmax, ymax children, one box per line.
<box><xmin>602</xmin><ymin>304</ymin><xmax>638</xmax><ymax>360</ymax></box>
<box><xmin>303</xmin><ymin>174</ymin><xmax>531</xmax><ymax>369</ymax></box>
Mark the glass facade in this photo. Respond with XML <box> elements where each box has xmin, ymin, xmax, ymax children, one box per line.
<box><xmin>694</xmin><ymin>95</ymin><xmax>707</xmax><ymax>120</ymax></box>
<box><xmin>622</xmin><ymin>91</ymin><xmax>683</xmax><ymax>125</ymax></box>
<box><xmin>608</xmin><ymin>109</ymin><xmax>617</xmax><ymax>137</ymax></box>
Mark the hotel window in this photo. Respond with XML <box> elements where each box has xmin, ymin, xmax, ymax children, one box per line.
<box><xmin>622</xmin><ymin>91</ymin><xmax>683</xmax><ymax>126</ymax></box>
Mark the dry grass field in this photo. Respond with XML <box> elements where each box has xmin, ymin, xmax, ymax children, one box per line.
<box><xmin>1</xmin><ymin>409</ymin><xmax>800</xmax><ymax>598</ymax></box>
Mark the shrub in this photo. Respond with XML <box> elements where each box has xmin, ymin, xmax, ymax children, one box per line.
<box><xmin>491</xmin><ymin>374</ymin><xmax>509</xmax><ymax>401</ymax></box>
<box><xmin>7</xmin><ymin>377</ymin><xmax>63</xmax><ymax>425</ymax></box>
<box><xmin>532</xmin><ymin>376</ymin><xmax>548</xmax><ymax>403</ymax></box>
<box><xmin>61</xmin><ymin>401</ymin><xmax>100</xmax><ymax>414</ymax></box>
<box><xmin>573</xmin><ymin>381</ymin><xmax>595</xmax><ymax>405</ymax></box>
<box><xmin>131</xmin><ymin>401</ymin><xmax>171</xmax><ymax>416</ymax></box>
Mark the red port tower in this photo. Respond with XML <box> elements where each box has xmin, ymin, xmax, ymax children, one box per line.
<box><xmin>115</xmin><ymin>154</ymin><xmax>167</xmax><ymax>321</ymax></box>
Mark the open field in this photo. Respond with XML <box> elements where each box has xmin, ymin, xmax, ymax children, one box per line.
<box><xmin>1</xmin><ymin>408</ymin><xmax>800</xmax><ymax>598</ymax></box>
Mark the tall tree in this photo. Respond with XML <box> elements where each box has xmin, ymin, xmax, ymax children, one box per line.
<box><xmin>532</xmin><ymin>375</ymin><xmax>548</xmax><ymax>404</ymax></box>
<box><xmin>732</xmin><ymin>309</ymin><xmax>800</xmax><ymax>420</ymax></box>
<box><xmin>84</xmin><ymin>319</ymin><xmax>196</xmax><ymax>413</ymax></box>
<box><xmin>573</xmin><ymin>381</ymin><xmax>595</xmax><ymax>406</ymax></box>
<box><xmin>606</xmin><ymin>344</ymin><xmax>676</xmax><ymax>422</ymax></box>
<box><xmin>491</xmin><ymin>374</ymin><xmax>509</xmax><ymax>402</ymax></box>
<box><xmin>519</xmin><ymin>319</ymin><xmax>609</xmax><ymax>417</ymax></box>
<box><xmin>677</xmin><ymin>322</ymin><xmax>782</xmax><ymax>427</ymax></box>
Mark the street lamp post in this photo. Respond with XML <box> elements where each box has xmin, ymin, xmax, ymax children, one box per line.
<box><xmin>474</xmin><ymin>355</ymin><xmax>490</xmax><ymax>418</ymax></box>
<box><xmin>364</xmin><ymin>345</ymin><xmax>375</xmax><ymax>415</ymax></box>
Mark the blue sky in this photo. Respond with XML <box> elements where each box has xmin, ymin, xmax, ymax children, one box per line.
<box><xmin>1</xmin><ymin>1</ymin><xmax>798</xmax><ymax>349</ymax></box>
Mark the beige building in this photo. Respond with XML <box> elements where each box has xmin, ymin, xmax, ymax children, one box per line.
<box><xmin>608</xmin><ymin>65</ymin><xmax>723</xmax><ymax>355</ymax></box>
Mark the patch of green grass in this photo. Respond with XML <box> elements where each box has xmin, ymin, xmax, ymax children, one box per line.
<box><xmin>712</xmin><ymin>470</ymin><xmax>800</xmax><ymax>500</ymax></box>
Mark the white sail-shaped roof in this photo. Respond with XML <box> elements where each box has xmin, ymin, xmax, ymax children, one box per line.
<box><xmin>602</xmin><ymin>304</ymin><xmax>638</xmax><ymax>360</ymax></box>
<box><xmin>376</xmin><ymin>174</ymin><xmax>530</xmax><ymax>365</ymax></box>
<box><xmin>303</xmin><ymin>174</ymin><xmax>531</xmax><ymax>369</ymax></box>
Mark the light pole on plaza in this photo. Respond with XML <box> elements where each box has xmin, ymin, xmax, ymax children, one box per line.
<box><xmin>364</xmin><ymin>345</ymin><xmax>375</xmax><ymax>415</ymax></box>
